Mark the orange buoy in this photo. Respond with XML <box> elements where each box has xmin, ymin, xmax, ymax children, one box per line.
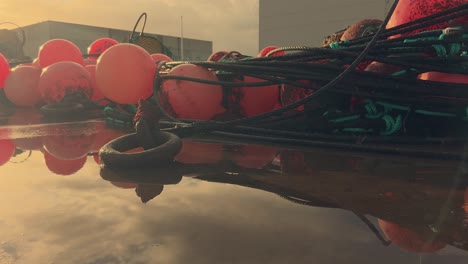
<box><xmin>38</xmin><ymin>39</ymin><xmax>84</xmax><ymax>68</ymax></box>
<box><xmin>96</xmin><ymin>43</ymin><xmax>156</xmax><ymax>104</ymax></box>
<box><xmin>364</xmin><ymin>61</ymin><xmax>402</xmax><ymax>75</ymax></box>
<box><xmin>419</xmin><ymin>71</ymin><xmax>468</xmax><ymax>100</ymax></box>
<box><xmin>387</xmin><ymin>0</ymin><xmax>468</xmax><ymax>37</ymax></box>
<box><xmin>378</xmin><ymin>219</ymin><xmax>446</xmax><ymax>253</ymax></box>
<box><xmin>161</xmin><ymin>64</ymin><xmax>224</xmax><ymax>120</ymax></box>
<box><xmin>340</xmin><ymin>19</ymin><xmax>383</xmax><ymax>41</ymax></box>
<box><xmin>43</xmin><ymin>151</ymin><xmax>87</xmax><ymax>176</ymax></box>
<box><xmin>87</xmin><ymin>38</ymin><xmax>118</xmax><ymax>59</ymax></box>
<box><xmin>207</xmin><ymin>51</ymin><xmax>228</xmax><ymax>62</ymax></box>
<box><xmin>280</xmin><ymin>80</ymin><xmax>314</xmax><ymax>110</ymax></box>
<box><xmin>150</xmin><ymin>53</ymin><xmax>173</xmax><ymax>63</ymax></box>
<box><xmin>4</xmin><ymin>66</ymin><xmax>42</xmax><ymax>107</ymax></box>
<box><xmin>0</xmin><ymin>53</ymin><xmax>10</xmax><ymax>89</ymax></box>
<box><xmin>258</xmin><ymin>46</ymin><xmax>285</xmax><ymax>57</ymax></box>
<box><xmin>85</xmin><ymin>64</ymin><xmax>106</xmax><ymax>103</ymax></box>
<box><xmin>39</xmin><ymin>61</ymin><xmax>92</xmax><ymax>103</ymax></box>
<box><xmin>229</xmin><ymin>76</ymin><xmax>280</xmax><ymax>117</ymax></box>
<box><xmin>175</xmin><ymin>140</ymin><xmax>223</xmax><ymax>164</ymax></box>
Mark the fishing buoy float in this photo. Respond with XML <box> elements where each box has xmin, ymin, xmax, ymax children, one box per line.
<box><xmin>85</xmin><ymin>65</ymin><xmax>106</xmax><ymax>103</ymax></box>
<box><xmin>87</xmin><ymin>38</ymin><xmax>118</xmax><ymax>59</ymax></box>
<box><xmin>378</xmin><ymin>219</ymin><xmax>446</xmax><ymax>253</ymax></box>
<box><xmin>150</xmin><ymin>53</ymin><xmax>172</xmax><ymax>63</ymax></box>
<box><xmin>207</xmin><ymin>51</ymin><xmax>228</xmax><ymax>62</ymax></box>
<box><xmin>387</xmin><ymin>0</ymin><xmax>468</xmax><ymax>37</ymax></box>
<box><xmin>160</xmin><ymin>64</ymin><xmax>224</xmax><ymax>120</ymax></box>
<box><xmin>4</xmin><ymin>66</ymin><xmax>42</xmax><ymax>107</ymax></box>
<box><xmin>340</xmin><ymin>19</ymin><xmax>383</xmax><ymax>41</ymax></box>
<box><xmin>96</xmin><ymin>43</ymin><xmax>156</xmax><ymax>104</ymax></box>
<box><xmin>39</xmin><ymin>61</ymin><xmax>92</xmax><ymax>104</ymax></box>
<box><xmin>229</xmin><ymin>76</ymin><xmax>279</xmax><ymax>117</ymax></box>
<box><xmin>0</xmin><ymin>53</ymin><xmax>10</xmax><ymax>89</ymax></box>
<box><xmin>258</xmin><ymin>46</ymin><xmax>285</xmax><ymax>57</ymax></box>
<box><xmin>38</xmin><ymin>39</ymin><xmax>84</xmax><ymax>68</ymax></box>
<box><xmin>280</xmin><ymin>80</ymin><xmax>314</xmax><ymax>110</ymax></box>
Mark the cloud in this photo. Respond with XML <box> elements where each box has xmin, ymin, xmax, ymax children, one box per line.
<box><xmin>1</xmin><ymin>0</ymin><xmax>259</xmax><ymax>55</ymax></box>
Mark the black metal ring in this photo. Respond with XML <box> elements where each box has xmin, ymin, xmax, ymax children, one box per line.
<box><xmin>99</xmin><ymin>131</ymin><xmax>182</xmax><ymax>168</ymax></box>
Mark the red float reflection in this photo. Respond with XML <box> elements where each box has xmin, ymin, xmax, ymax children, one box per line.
<box><xmin>43</xmin><ymin>151</ymin><xmax>87</xmax><ymax>176</ymax></box>
<box><xmin>379</xmin><ymin>219</ymin><xmax>447</xmax><ymax>253</ymax></box>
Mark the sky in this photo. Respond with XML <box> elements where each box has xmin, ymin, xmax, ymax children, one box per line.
<box><xmin>0</xmin><ymin>0</ymin><xmax>259</xmax><ymax>55</ymax></box>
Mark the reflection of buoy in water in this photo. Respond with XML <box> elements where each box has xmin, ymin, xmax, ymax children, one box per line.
<box><xmin>232</xmin><ymin>145</ymin><xmax>277</xmax><ymax>169</ymax></box>
<box><xmin>386</xmin><ymin>0</ymin><xmax>468</xmax><ymax>38</ymax></box>
<box><xmin>0</xmin><ymin>139</ymin><xmax>15</xmax><ymax>166</ymax></box>
<box><xmin>39</xmin><ymin>61</ymin><xmax>92</xmax><ymax>103</ymax></box>
<box><xmin>136</xmin><ymin>184</ymin><xmax>164</xmax><ymax>204</ymax></box>
<box><xmin>378</xmin><ymin>219</ymin><xmax>446</xmax><ymax>253</ymax></box>
<box><xmin>280</xmin><ymin>150</ymin><xmax>309</xmax><ymax>175</ymax></box>
<box><xmin>229</xmin><ymin>76</ymin><xmax>279</xmax><ymax>117</ymax></box>
<box><xmin>43</xmin><ymin>151</ymin><xmax>87</xmax><ymax>176</ymax></box>
<box><xmin>160</xmin><ymin>64</ymin><xmax>224</xmax><ymax>120</ymax></box>
<box><xmin>38</xmin><ymin>39</ymin><xmax>84</xmax><ymax>68</ymax></box>
<box><xmin>4</xmin><ymin>66</ymin><xmax>42</xmax><ymax>107</ymax></box>
<box><xmin>42</xmin><ymin>133</ymin><xmax>95</xmax><ymax>160</ymax></box>
<box><xmin>175</xmin><ymin>140</ymin><xmax>223</xmax><ymax>164</ymax></box>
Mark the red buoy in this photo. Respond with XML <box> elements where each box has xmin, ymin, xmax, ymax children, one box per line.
<box><xmin>38</xmin><ymin>39</ymin><xmax>84</xmax><ymax>68</ymax></box>
<box><xmin>4</xmin><ymin>66</ymin><xmax>42</xmax><ymax>107</ymax></box>
<box><xmin>161</xmin><ymin>64</ymin><xmax>224</xmax><ymax>120</ymax></box>
<box><xmin>150</xmin><ymin>53</ymin><xmax>173</xmax><ymax>63</ymax></box>
<box><xmin>387</xmin><ymin>0</ymin><xmax>468</xmax><ymax>37</ymax></box>
<box><xmin>39</xmin><ymin>61</ymin><xmax>92</xmax><ymax>103</ymax></box>
<box><xmin>258</xmin><ymin>46</ymin><xmax>285</xmax><ymax>57</ymax></box>
<box><xmin>0</xmin><ymin>53</ymin><xmax>10</xmax><ymax>89</ymax></box>
<box><xmin>280</xmin><ymin>80</ymin><xmax>315</xmax><ymax>110</ymax></box>
<box><xmin>207</xmin><ymin>51</ymin><xmax>228</xmax><ymax>62</ymax></box>
<box><xmin>340</xmin><ymin>19</ymin><xmax>383</xmax><ymax>41</ymax></box>
<box><xmin>229</xmin><ymin>76</ymin><xmax>280</xmax><ymax>117</ymax></box>
<box><xmin>87</xmin><ymin>38</ymin><xmax>118</xmax><ymax>59</ymax></box>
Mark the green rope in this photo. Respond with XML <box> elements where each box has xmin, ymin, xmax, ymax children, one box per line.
<box><xmin>381</xmin><ymin>115</ymin><xmax>402</xmax><ymax>136</ymax></box>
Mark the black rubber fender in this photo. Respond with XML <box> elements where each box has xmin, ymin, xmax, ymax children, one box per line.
<box><xmin>99</xmin><ymin>131</ymin><xmax>182</xmax><ymax>168</ymax></box>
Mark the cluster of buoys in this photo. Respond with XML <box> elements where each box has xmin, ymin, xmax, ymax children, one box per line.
<box><xmin>0</xmin><ymin>37</ymin><xmax>173</xmax><ymax>109</ymax></box>
<box><xmin>281</xmin><ymin>0</ymin><xmax>468</xmax><ymax>110</ymax></box>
